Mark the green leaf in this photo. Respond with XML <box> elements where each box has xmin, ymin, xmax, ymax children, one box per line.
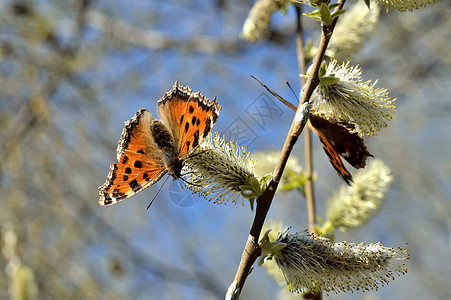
<box><xmin>320</xmin><ymin>76</ymin><xmax>340</xmax><ymax>86</ymax></box>
<box><xmin>250</xmin><ymin>176</ymin><xmax>260</xmax><ymax>193</ymax></box>
<box><xmin>318</xmin><ymin>61</ymin><xmax>328</xmax><ymax>77</ymax></box>
<box><xmin>320</xmin><ymin>85</ymin><xmax>329</xmax><ymax>98</ymax></box>
<box><xmin>328</xmin><ymin>3</ymin><xmax>341</xmax><ymax>10</ymax></box>
<box><xmin>304</xmin><ymin>11</ymin><xmax>322</xmax><ymax>22</ymax></box>
<box><xmin>248</xmin><ymin>198</ymin><xmax>255</xmax><ymax>211</ymax></box>
<box><xmin>331</xmin><ymin>9</ymin><xmax>347</xmax><ymax>21</ymax></box>
<box><xmin>319</xmin><ymin>3</ymin><xmax>332</xmax><ymax>25</ymax></box>
<box><xmin>304</xmin><ymin>11</ymin><xmax>320</xmax><ymax>17</ymax></box>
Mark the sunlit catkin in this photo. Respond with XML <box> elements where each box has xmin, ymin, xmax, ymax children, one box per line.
<box><xmin>327</xmin><ymin>1</ymin><xmax>380</xmax><ymax>60</ymax></box>
<box><xmin>377</xmin><ymin>0</ymin><xmax>435</xmax><ymax>12</ymax></box>
<box><xmin>325</xmin><ymin>159</ymin><xmax>393</xmax><ymax>232</ymax></box>
<box><xmin>309</xmin><ymin>60</ymin><xmax>396</xmax><ymax>137</ymax></box>
<box><xmin>241</xmin><ymin>0</ymin><xmax>291</xmax><ymax>42</ymax></box>
<box><xmin>182</xmin><ymin>133</ymin><xmax>260</xmax><ymax>205</ymax></box>
<box><xmin>261</xmin><ymin>230</ymin><xmax>409</xmax><ymax>294</ymax></box>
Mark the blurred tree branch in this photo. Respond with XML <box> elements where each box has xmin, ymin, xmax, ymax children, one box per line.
<box><xmin>1</xmin><ymin>1</ymin><xmax>226</xmax><ymax>298</ymax></box>
<box><xmin>87</xmin><ymin>10</ymin><xmax>244</xmax><ymax>53</ymax></box>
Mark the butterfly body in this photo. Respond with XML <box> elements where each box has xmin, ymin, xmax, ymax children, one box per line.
<box><xmin>149</xmin><ymin>119</ymin><xmax>182</xmax><ymax>179</ymax></box>
<box><xmin>99</xmin><ymin>82</ymin><xmax>221</xmax><ymax>206</ymax></box>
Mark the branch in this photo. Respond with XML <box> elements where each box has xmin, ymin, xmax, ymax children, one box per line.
<box><xmin>231</xmin><ymin>0</ymin><xmax>347</xmax><ymax>296</ymax></box>
<box><xmin>295</xmin><ymin>5</ymin><xmax>321</xmax><ymax>300</ymax></box>
<box><xmin>295</xmin><ymin>4</ymin><xmax>317</xmax><ymax>235</ymax></box>
<box><xmin>63</xmin><ymin>0</ymin><xmax>91</xmax><ymax>56</ymax></box>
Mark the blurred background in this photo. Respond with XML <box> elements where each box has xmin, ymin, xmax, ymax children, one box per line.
<box><xmin>0</xmin><ymin>0</ymin><xmax>450</xmax><ymax>299</ymax></box>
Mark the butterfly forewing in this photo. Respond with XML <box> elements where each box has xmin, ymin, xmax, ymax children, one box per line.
<box><xmin>99</xmin><ymin>109</ymin><xmax>167</xmax><ymax>206</ymax></box>
<box><xmin>158</xmin><ymin>81</ymin><xmax>221</xmax><ymax>158</ymax></box>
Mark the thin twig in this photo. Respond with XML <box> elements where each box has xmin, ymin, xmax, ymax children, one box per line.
<box><xmin>295</xmin><ymin>5</ymin><xmax>321</xmax><ymax>300</ymax></box>
<box><xmin>295</xmin><ymin>4</ymin><xmax>316</xmax><ymax>235</ymax></box>
<box><xmin>231</xmin><ymin>0</ymin><xmax>347</xmax><ymax>296</ymax></box>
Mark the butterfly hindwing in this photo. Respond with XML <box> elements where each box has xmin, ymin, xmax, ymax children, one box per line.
<box><xmin>316</xmin><ymin>133</ymin><xmax>353</xmax><ymax>184</ymax></box>
<box><xmin>99</xmin><ymin>109</ymin><xmax>167</xmax><ymax>206</ymax></box>
<box><xmin>309</xmin><ymin>114</ymin><xmax>373</xmax><ymax>184</ymax></box>
<box><xmin>158</xmin><ymin>81</ymin><xmax>221</xmax><ymax>158</ymax></box>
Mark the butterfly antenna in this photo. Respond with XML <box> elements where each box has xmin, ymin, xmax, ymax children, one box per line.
<box><xmin>179</xmin><ymin>175</ymin><xmax>203</xmax><ymax>188</ymax></box>
<box><xmin>146</xmin><ymin>175</ymin><xmax>170</xmax><ymax>210</ymax></box>
<box><xmin>250</xmin><ymin>75</ymin><xmax>297</xmax><ymax>111</ymax></box>
<box><xmin>185</xmin><ymin>148</ymin><xmax>209</xmax><ymax>160</ymax></box>
<box><xmin>285</xmin><ymin>81</ymin><xmax>300</xmax><ymax>104</ymax></box>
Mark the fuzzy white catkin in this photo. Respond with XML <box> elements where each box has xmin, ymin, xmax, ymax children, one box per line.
<box><xmin>311</xmin><ymin>60</ymin><xmax>396</xmax><ymax>137</ymax></box>
<box><xmin>272</xmin><ymin>231</ymin><xmax>409</xmax><ymax>294</ymax></box>
<box><xmin>183</xmin><ymin>133</ymin><xmax>256</xmax><ymax>204</ymax></box>
<box><xmin>325</xmin><ymin>159</ymin><xmax>393</xmax><ymax>231</ymax></box>
<box><xmin>241</xmin><ymin>0</ymin><xmax>290</xmax><ymax>42</ymax></box>
<box><xmin>253</xmin><ymin>151</ymin><xmax>306</xmax><ymax>192</ymax></box>
<box><xmin>327</xmin><ymin>1</ymin><xmax>380</xmax><ymax>60</ymax></box>
<box><xmin>377</xmin><ymin>0</ymin><xmax>435</xmax><ymax>12</ymax></box>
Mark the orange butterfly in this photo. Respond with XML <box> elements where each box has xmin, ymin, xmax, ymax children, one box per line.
<box><xmin>98</xmin><ymin>82</ymin><xmax>221</xmax><ymax>206</ymax></box>
<box><xmin>251</xmin><ymin>76</ymin><xmax>372</xmax><ymax>184</ymax></box>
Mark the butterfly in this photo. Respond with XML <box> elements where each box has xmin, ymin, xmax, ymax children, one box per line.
<box><xmin>98</xmin><ymin>82</ymin><xmax>221</xmax><ymax>206</ymax></box>
<box><xmin>251</xmin><ymin>76</ymin><xmax>372</xmax><ymax>184</ymax></box>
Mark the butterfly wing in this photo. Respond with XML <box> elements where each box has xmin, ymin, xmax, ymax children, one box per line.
<box><xmin>99</xmin><ymin>109</ymin><xmax>168</xmax><ymax>205</ymax></box>
<box><xmin>247</xmin><ymin>77</ymin><xmax>372</xmax><ymax>185</ymax></box>
<box><xmin>157</xmin><ymin>81</ymin><xmax>221</xmax><ymax>158</ymax></box>
<box><xmin>309</xmin><ymin>114</ymin><xmax>373</xmax><ymax>184</ymax></box>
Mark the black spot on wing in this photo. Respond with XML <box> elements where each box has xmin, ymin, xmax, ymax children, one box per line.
<box><xmin>193</xmin><ymin>130</ymin><xmax>200</xmax><ymax>148</ymax></box>
<box><xmin>125</xmin><ymin>167</ymin><xmax>132</xmax><ymax>174</ymax></box>
<box><xmin>129</xmin><ymin>179</ymin><xmax>141</xmax><ymax>192</ymax></box>
<box><xmin>134</xmin><ymin>160</ymin><xmax>143</xmax><ymax>168</ymax></box>
<box><xmin>189</xmin><ymin>106</ymin><xmax>194</xmax><ymax>113</ymax></box>
<box><xmin>191</xmin><ymin>116</ymin><xmax>197</xmax><ymax>126</ymax></box>
<box><xmin>185</xmin><ymin>122</ymin><xmax>189</xmax><ymax>133</ymax></box>
<box><xmin>203</xmin><ymin>120</ymin><xmax>211</xmax><ymax>138</ymax></box>
<box><xmin>123</xmin><ymin>175</ymin><xmax>129</xmax><ymax>181</ymax></box>
<box><xmin>112</xmin><ymin>189</ymin><xmax>126</xmax><ymax>200</ymax></box>
<box><xmin>137</xmin><ymin>150</ymin><xmax>144</xmax><ymax>154</ymax></box>
<box><xmin>122</xmin><ymin>156</ymin><xmax>128</xmax><ymax>164</ymax></box>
